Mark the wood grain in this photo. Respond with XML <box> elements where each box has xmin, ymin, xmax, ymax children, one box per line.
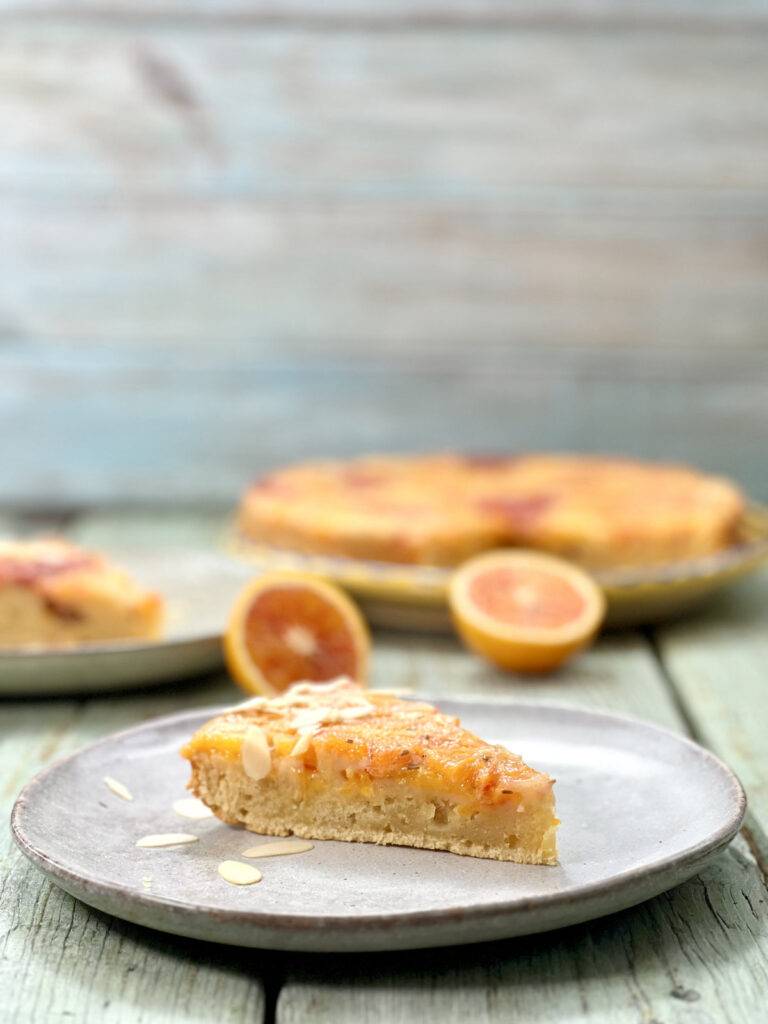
<box><xmin>2</xmin><ymin>343</ymin><xmax>767</xmax><ymax>506</ymax></box>
<box><xmin>3</xmin><ymin>0</ymin><xmax>768</xmax><ymax>25</ymax></box>
<box><xmin>1</xmin><ymin>22</ymin><xmax>766</xmax><ymax>357</ymax></box>
<box><xmin>654</xmin><ymin>569</ymin><xmax>768</xmax><ymax>871</ymax></box>
<box><xmin>2</xmin><ymin>11</ymin><xmax>766</xmax><ymax>509</ymax></box>
<box><xmin>3</xmin><ymin>25</ymin><xmax>767</xmax><ymax>200</ymax></box>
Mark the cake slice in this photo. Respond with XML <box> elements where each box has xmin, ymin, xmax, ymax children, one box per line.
<box><xmin>0</xmin><ymin>538</ymin><xmax>164</xmax><ymax>647</ymax></box>
<box><xmin>182</xmin><ymin>679</ymin><xmax>558</xmax><ymax>864</ymax></box>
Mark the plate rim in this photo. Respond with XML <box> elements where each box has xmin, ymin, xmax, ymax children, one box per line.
<box><xmin>11</xmin><ymin>698</ymin><xmax>747</xmax><ymax>937</ymax></box>
<box><xmin>0</xmin><ymin>546</ymin><xmax>247</xmax><ymax>661</ymax></box>
<box><xmin>0</xmin><ymin>629</ymin><xmax>221</xmax><ymax>661</ymax></box>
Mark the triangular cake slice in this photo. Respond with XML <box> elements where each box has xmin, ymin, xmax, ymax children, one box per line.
<box><xmin>182</xmin><ymin>679</ymin><xmax>558</xmax><ymax>864</ymax></box>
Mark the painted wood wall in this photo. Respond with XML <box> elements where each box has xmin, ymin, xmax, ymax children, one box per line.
<box><xmin>2</xmin><ymin>0</ymin><xmax>767</xmax><ymax>506</ymax></box>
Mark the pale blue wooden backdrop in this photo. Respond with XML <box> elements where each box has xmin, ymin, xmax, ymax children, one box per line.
<box><xmin>2</xmin><ymin>0</ymin><xmax>767</xmax><ymax>506</ymax></box>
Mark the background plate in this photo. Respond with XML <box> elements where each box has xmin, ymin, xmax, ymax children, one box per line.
<box><xmin>0</xmin><ymin>551</ymin><xmax>254</xmax><ymax>696</ymax></box>
<box><xmin>231</xmin><ymin>503</ymin><xmax>768</xmax><ymax>630</ymax></box>
<box><xmin>11</xmin><ymin>700</ymin><xmax>745</xmax><ymax>952</ymax></box>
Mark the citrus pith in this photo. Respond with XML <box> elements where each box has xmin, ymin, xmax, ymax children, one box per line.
<box><xmin>224</xmin><ymin>572</ymin><xmax>370</xmax><ymax>696</ymax></box>
<box><xmin>449</xmin><ymin>550</ymin><xmax>605</xmax><ymax>673</ymax></box>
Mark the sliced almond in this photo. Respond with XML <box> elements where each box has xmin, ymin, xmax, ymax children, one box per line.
<box><xmin>288</xmin><ymin>677</ymin><xmax>354</xmax><ymax>697</ymax></box>
<box><xmin>104</xmin><ymin>776</ymin><xmax>133</xmax><ymax>802</ymax></box>
<box><xmin>136</xmin><ymin>833</ymin><xmax>199</xmax><ymax>848</ymax></box>
<box><xmin>218</xmin><ymin>860</ymin><xmax>262</xmax><ymax>885</ymax></box>
<box><xmin>242</xmin><ymin>839</ymin><xmax>314</xmax><ymax>859</ymax></box>
<box><xmin>241</xmin><ymin>724</ymin><xmax>272</xmax><ymax>781</ymax></box>
<box><xmin>289</xmin><ymin>728</ymin><xmax>316</xmax><ymax>758</ymax></box>
<box><xmin>173</xmin><ymin>797</ymin><xmax>214</xmax><ymax>820</ymax></box>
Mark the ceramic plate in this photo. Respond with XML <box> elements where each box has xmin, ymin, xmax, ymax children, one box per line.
<box><xmin>231</xmin><ymin>504</ymin><xmax>768</xmax><ymax>630</ymax></box>
<box><xmin>11</xmin><ymin>700</ymin><xmax>745</xmax><ymax>952</ymax></box>
<box><xmin>0</xmin><ymin>551</ymin><xmax>255</xmax><ymax>696</ymax></box>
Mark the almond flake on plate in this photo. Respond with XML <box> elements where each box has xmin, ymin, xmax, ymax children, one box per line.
<box><xmin>243</xmin><ymin>839</ymin><xmax>314</xmax><ymax>859</ymax></box>
<box><xmin>135</xmin><ymin>833</ymin><xmax>199</xmax><ymax>848</ymax></box>
<box><xmin>104</xmin><ymin>776</ymin><xmax>133</xmax><ymax>801</ymax></box>
<box><xmin>218</xmin><ymin>860</ymin><xmax>262</xmax><ymax>885</ymax></box>
<box><xmin>172</xmin><ymin>797</ymin><xmax>214</xmax><ymax>820</ymax></box>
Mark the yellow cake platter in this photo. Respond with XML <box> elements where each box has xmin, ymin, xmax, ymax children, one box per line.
<box><xmin>228</xmin><ymin>504</ymin><xmax>768</xmax><ymax>632</ymax></box>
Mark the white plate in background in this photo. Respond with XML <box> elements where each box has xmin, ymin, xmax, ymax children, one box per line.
<box><xmin>0</xmin><ymin>551</ymin><xmax>255</xmax><ymax>695</ymax></box>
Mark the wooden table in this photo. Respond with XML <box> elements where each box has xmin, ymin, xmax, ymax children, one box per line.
<box><xmin>2</xmin><ymin>508</ymin><xmax>768</xmax><ymax>1023</ymax></box>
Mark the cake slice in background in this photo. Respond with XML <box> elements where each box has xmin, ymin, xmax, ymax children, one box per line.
<box><xmin>0</xmin><ymin>538</ymin><xmax>164</xmax><ymax>647</ymax></box>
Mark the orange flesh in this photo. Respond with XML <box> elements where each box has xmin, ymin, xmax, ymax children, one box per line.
<box><xmin>244</xmin><ymin>586</ymin><xmax>359</xmax><ymax>690</ymax></box>
<box><xmin>468</xmin><ymin>567</ymin><xmax>586</xmax><ymax>629</ymax></box>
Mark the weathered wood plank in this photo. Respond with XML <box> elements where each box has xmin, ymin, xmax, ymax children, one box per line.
<box><xmin>2</xmin><ymin>25</ymin><xmax>767</xmax><ymax>199</ymax></box>
<box><xmin>2</xmin><ymin>344</ymin><xmax>767</xmax><ymax>506</ymax></box>
<box><xmin>4</xmin><ymin>198</ymin><xmax>767</xmax><ymax>351</ymax></box>
<box><xmin>373</xmin><ymin>630</ymin><xmax>682</xmax><ymax>728</ymax></box>
<box><xmin>3</xmin><ymin>1</ymin><xmax>768</xmax><ymax>25</ymax></box>
<box><xmin>1</xmin><ymin>23</ymin><xmax>766</xmax><ymax>357</ymax></box>
<box><xmin>654</xmin><ymin>569</ymin><xmax>768</xmax><ymax>871</ymax></box>
<box><xmin>69</xmin><ymin>508</ymin><xmax>228</xmax><ymax>549</ymax></box>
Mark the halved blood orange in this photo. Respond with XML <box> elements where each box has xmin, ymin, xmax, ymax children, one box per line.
<box><xmin>224</xmin><ymin>572</ymin><xmax>370</xmax><ymax>696</ymax></box>
<box><xmin>449</xmin><ymin>550</ymin><xmax>606</xmax><ymax>673</ymax></box>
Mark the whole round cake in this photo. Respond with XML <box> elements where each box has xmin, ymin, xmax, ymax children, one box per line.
<box><xmin>237</xmin><ymin>454</ymin><xmax>745</xmax><ymax>569</ymax></box>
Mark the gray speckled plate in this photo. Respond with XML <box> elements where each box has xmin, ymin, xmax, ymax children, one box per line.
<box><xmin>11</xmin><ymin>700</ymin><xmax>745</xmax><ymax>952</ymax></box>
<box><xmin>0</xmin><ymin>551</ymin><xmax>255</xmax><ymax>695</ymax></box>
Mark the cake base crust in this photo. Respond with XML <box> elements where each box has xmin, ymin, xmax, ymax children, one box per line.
<box><xmin>188</xmin><ymin>751</ymin><xmax>558</xmax><ymax>865</ymax></box>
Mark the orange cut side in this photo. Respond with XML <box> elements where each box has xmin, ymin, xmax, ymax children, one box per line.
<box><xmin>224</xmin><ymin>572</ymin><xmax>370</xmax><ymax>696</ymax></box>
<box><xmin>449</xmin><ymin>550</ymin><xmax>606</xmax><ymax>673</ymax></box>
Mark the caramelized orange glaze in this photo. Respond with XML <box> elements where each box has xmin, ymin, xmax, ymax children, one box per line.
<box><xmin>182</xmin><ymin>680</ymin><xmax>550</xmax><ymax>808</ymax></box>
